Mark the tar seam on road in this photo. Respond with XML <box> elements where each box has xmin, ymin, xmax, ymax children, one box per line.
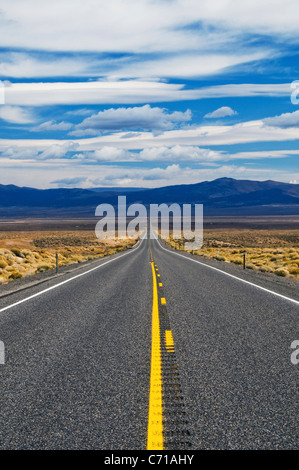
<box><xmin>155</xmin><ymin>236</ymin><xmax>299</xmax><ymax>307</ymax></box>
<box><xmin>0</xmin><ymin>238</ymin><xmax>144</xmax><ymax>314</ymax></box>
<box><xmin>148</xmin><ymin>240</ymin><xmax>192</xmax><ymax>450</ymax></box>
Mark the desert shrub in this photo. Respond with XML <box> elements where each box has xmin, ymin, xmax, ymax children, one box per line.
<box><xmin>0</xmin><ymin>260</ymin><xmax>8</xmax><ymax>268</ymax></box>
<box><xmin>214</xmin><ymin>255</ymin><xmax>226</xmax><ymax>261</ymax></box>
<box><xmin>36</xmin><ymin>265</ymin><xmax>51</xmax><ymax>273</ymax></box>
<box><xmin>246</xmin><ymin>263</ymin><xmax>255</xmax><ymax>270</ymax></box>
<box><xmin>8</xmin><ymin>271</ymin><xmax>23</xmax><ymax>279</ymax></box>
<box><xmin>259</xmin><ymin>266</ymin><xmax>272</xmax><ymax>273</ymax></box>
<box><xmin>231</xmin><ymin>259</ymin><xmax>243</xmax><ymax>265</ymax></box>
<box><xmin>289</xmin><ymin>267</ymin><xmax>299</xmax><ymax>275</ymax></box>
<box><xmin>11</xmin><ymin>249</ymin><xmax>22</xmax><ymax>257</ymax></box>
<box><xmin>274</xmin><ymin>268</ymin><xmax>289</xmax><ymax>277</ymax></box>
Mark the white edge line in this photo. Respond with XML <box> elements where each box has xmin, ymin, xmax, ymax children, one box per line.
<box><xmin>0</xmin><ymin>238</ymin><xmax>144</xmax><ymax>314</ymax></box>
<box><xmin>154</xmin><ymin>234</ymin><xmax>299</xmax><ymax>307</ymax></box>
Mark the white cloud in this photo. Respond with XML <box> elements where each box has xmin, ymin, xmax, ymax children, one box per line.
<box><xmin>1</xmin><ymin>141</ymin><xmax>79</xmax><ymax>160</ymax></box>
<box><xmin>71</xmin><ymin>105</ymin><xmax>192</xmax><ymax>135</ymax></box>
<box><xmin>37</xmin><ymin>142</ymin><xmax>79</xmax><ymax>160</ymax></box>
<box><xmin>263</xmin><ymin>110</ymin><xmax>299</xmax><ymax>128</ymax></box>
<box><xmin>91</xmin><ymin>164</ymin><xmax>186</xmax><ymax>186</ymax></box>
<box><xmin>110</xmin><ymin>52</ymin><xmax>269</xmax><ymax>79</ymax></box>
<box><xmin>69</xmin><ymin>119</ymin><xmax>299</xmax><ymax>149</ymax></box>
<box><xmin>3</xmin><ymin>81</ymin><xmax>291</xmax><ymax>108</ymax></box>
<box><xmin>3</xmin><ymin>143</ymin><xmax>299</xmax><ymax>164</ymax></box>
<box><xmin>0</xmin><ymin>52</ymin><xmax>93</xmax><ymax>79</ymax></box>
<box><xmin>0</xmin><ymin>1</ymin><xmax>299</xmax><ymax>55</ymax></box>
<box><xmin>51</xmin><ymin>176</ymin><xmax>88</xmax><ymax>187</ymax></box>
<box><xmin>0</xmin><ymin>50</ymin><xmax>270</xmax><ymax>80</ymax></box>
<box><xmin>228</xmin><ymin>149</ymin><xmax>299</xmax><ymax>159</ymax></box>
<box><xmin>4</xmin><ymin>81</ymin><xmax>190</xmax><ymax>106</ymax></box>
<box><xmin>196</xmin><ymin>83</ymin><xmax>291</xmax><ymax>99</ymax></box>
<box><xmin>0</xmin><ymin>1</ymin><xmax>296</xmax><ymax>92</ymax></box>
<box><xmin>73</xmin><ymin>145</ymin><xmax>225</xmax><ymax>163</ymax></box>
<box><xmin>4</xmin><ymin>109</ymin><xmax>292</xmax><ymax>166</ymax></box>
<box><xmin>0</xmin><ymin>105</ymin><xmax>34</xmax><ymax>124</ymax></box>
<box><xmin>139</xmin><ymin>145</ymin><xmax>223</xmax><ymax>162</ymax></box>
<box><xmin>65</xmin><ymin>108</ymin><xmax>93</xmax><ymax>116</ymax></box>
<box><xmin>0</xmin><ymin>119</ymin><xmax>298</xmax><ymax>158</ymax></box>
<box><xmin>1</xmin><ymin>146</ymin><xmax>39</xmax><ymax>160</ymax></box>
<box><xmin>2</xmin><ymin>140</ymin><xmax>299</xmax><ymax>165</ymax></box>
<box><xmin>31</xmin><ymin>120</ymin><xmax>73</xmax><ymax>132</ymax></box>
<box><xmin>204</xmin><ymin>106</ymin><xmax>237</xmax><ymax>119</ymax></box>
<box><xmin>77</xmin><ymin>147</ymin><xmax>133</xmax><ymax>162</ymax></box>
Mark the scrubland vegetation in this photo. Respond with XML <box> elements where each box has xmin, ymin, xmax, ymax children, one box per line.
<box><xmin>0</xmin><ymin>231</ymin><xmax>136</xmax><ymax>284</ymax></box>
<box><xmin>166</xmin><ymin>230</ymin><xmax>299</xmax><ymax>280</ymax></box>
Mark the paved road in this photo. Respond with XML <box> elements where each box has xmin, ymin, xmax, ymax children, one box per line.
<box><xmin>0</xmin><ymin>237</ymin><xmax>298</xmax><ymax>449</ymax></box>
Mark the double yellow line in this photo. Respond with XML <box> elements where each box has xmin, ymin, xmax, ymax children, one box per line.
<box><xmin>147</xmin><ymin>240</ymin><xmax>185</xmax><ymax>450</ymax></box>
<box><xmin>147</xmin><ymin>260</ymin><xmax>163</xmax><ymax>450</ymax></box>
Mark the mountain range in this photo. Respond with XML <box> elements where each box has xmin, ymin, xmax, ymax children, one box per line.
<box><xmin>0</xmin><ymin>178</ymin><xmax>298</xmax><ymax>217</ymax></box>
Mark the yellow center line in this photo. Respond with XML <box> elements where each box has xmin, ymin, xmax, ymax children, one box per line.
<box><xmin>147</xmin><ymin>261</ymin><xmax>163</xmax><ymax>450</ymax></box>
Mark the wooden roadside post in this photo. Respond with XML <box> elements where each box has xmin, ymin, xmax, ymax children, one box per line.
<box><xmin>243</xmin><ymin>250</ymin><xmax>246</xmax><ymax>270</ymax></box>
<box><xmin>56</xmin><ymin>253</ymin><xmax>58</xmax><ymax>274</ymax></box>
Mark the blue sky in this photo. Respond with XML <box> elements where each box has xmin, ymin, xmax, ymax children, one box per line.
<box><xmin>0</xmin><ymin>0</ymin><xmax>299</xmax><ymax>188</ymax></box>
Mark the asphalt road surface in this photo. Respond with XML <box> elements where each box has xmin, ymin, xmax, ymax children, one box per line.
<box><xmin>0</xmin><ymin>236</ymin><xmax>298</xmax><ymax>450</ymax></box>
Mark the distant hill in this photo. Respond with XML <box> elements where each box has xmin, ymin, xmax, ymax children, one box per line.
<box><xmin>0</xmin><ymin>178</ymin><xmax>298</xmax><ymax>217</ymax></box>
<box><xmin>89</xmin><ymin>187</ymin><xmax>146</xmax><ymax>193</ymax></box>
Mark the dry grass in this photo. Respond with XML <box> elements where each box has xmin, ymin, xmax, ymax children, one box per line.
<box><xmin>166</xmin><ymin>229</ymin><xmax>299</xmax><ymax>280</ymax></box>
<box><xmin>0</xmin><ymin>230</ymin><xmax>137</xmax><ymax>284</ymax></box>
